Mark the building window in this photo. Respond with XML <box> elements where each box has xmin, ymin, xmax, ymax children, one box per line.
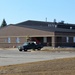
<box><xmin>8</xmin><ymin>37</ymin><xmax>11</xmax><ymax>43</ymax></box>
<box><xmin>55</xmin><ymin>25</ymin><xmax>57</xmax><ymax>28</ymax></box>
<box><xmin>73</xmin><ymin>37</ymin><xmax>75</xmax><ymax>43</ymax></box>
<box><xmin>66</xmin><ymin>37</ymin><xmax>69</xmax><ymax>43</ymax></box>
<box><xmin>43</xmin><ymin>37</ymin><xmax>47</xmax><ymax>43</ymax></box>
<box><xmin>70</xmin><ymin>27</ymin><xmax>72</xmax><ymax>29</ymax></box>
<box><xmin>48</xmin><ymin>24</ymin><xmax>51</xmax><ymax>27</ymax></box>
<box><xmin>16</xmin><ymin>37</ymin><xmax>20</xmax><ymax>43</ymax></box>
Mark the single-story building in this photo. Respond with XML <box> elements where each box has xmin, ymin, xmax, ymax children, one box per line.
<box><xmin>0</xmin><ymin>20</ymin><xmax>75</xmax><ymax>48</ymax></box>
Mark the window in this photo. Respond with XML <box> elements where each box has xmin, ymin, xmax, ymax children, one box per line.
<box><xmin>48</xmin><ymin>24</ymin><xmax>51</xmax><ymax>27</ymax></box>
<box><xmin>43</xmin><ymin>37</ymin><xmax>47</xmax><ymax>43</ymax></box>
<box><xmin>48</xmin><ymin>24</ymin><xmax>57</xmax><ymax>28</ymax></box>
<box><xmin>8</xmin><ymin>37</ymin><xmax>11</xmax><ymax>43</ymax></box>
<box><xmin>16</xmin><ymin>37</ymin><xmax>20</xmax><ymax>43</ymax></box>
<box><xmin>73</xmin><ymin>37</ymin><xmax>75</xmax><ymax>43</ymax></box>
<box><xmin>66</xmin><ymin>37</ymin><xmax>69</xmax><ymax>43</ymax></box>
<box><xmin>70</xmin><ymin>27</ymin><xmax>72</xmax><ymax>29</ymax></box>
<box><xmin>55</xmin><ymin>25</ymin><xmax>57</xmax><ymax>28</ymax></box>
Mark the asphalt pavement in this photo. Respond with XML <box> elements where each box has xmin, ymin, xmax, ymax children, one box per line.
<box><xmin>0</xmin><ymin>49</ymin><xmax>75</xmax><ymax>66</ymax></box>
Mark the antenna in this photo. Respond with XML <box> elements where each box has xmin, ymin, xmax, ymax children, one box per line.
<box><xmin>46</xmin><ymin>17</ymin><xmax>47</xmax><ymax>22</ymax></box>
<box><xmin>54</xmin><ymin>19</ymin><xmax>56</xmax><ymax>22</ymax></box>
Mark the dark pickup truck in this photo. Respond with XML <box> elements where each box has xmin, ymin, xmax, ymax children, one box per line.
<box><xmin>18</xmin><ymin>41</ymin><xmax>43</xmax><ymax>51</ymax></box>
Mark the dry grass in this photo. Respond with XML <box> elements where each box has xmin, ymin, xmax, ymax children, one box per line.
<box><xmin>0</xmin><ymin>57</ymin><xmax>75</xmax><ymax>75</ymax></box>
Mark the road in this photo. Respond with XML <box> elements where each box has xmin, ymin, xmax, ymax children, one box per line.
<box><xmin>0</xmin><ymin>50</ymin><xmax>75</xmax><ymax>66</ymax></box>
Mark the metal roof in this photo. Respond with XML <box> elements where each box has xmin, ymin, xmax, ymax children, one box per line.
<box><xmin>15</xmin><ymin>20</ymin><xmax>75</xmax><ymax>33</ymax></box>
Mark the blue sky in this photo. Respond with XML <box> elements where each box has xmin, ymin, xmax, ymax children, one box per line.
<box><xmin>0</xmin><ymin>0</ymin><xmax>75</xmax><ymax>25</ymax></box>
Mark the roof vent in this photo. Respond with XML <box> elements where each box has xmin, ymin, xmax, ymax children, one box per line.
<box><xmin>54</xmin><ymin>19</ymin><xmax>56</xmax><ymax>22</ymax></box>
<box><xmin>45</xmin><ymin>17</ymin><xmax>47</xmax><ymax>22</ymax></box>
<box><xmin>61</xmin><ymin>21</ymin><xmax>64</xmax><ymax>24</ymax></box>
<box><xmin>58</xmin><ymin>21</ymin><xmax>64</xmax><ymax>24</ymax></box>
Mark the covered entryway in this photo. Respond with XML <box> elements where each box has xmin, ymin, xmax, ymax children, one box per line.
<box><xmin>31</xmin><ymin>37</ymin><xmax>52</xmax><ymax>46</ymax></box>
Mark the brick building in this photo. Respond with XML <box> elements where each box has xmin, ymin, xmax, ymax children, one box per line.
<box><xmin>0</xmin><ymin>20</ymin><xmax>75</xmax><ymax>48</ymax></box>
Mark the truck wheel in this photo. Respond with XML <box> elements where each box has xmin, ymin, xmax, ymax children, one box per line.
<box><xmin>37</xmin><ymin>48</ymin><xmax>41</xmax><ymax>50</ymax></box>
<box><xmin>19</xmin><ymin>49</ymin><xmax>22</xmax><ymax>51</ymax></box>
<box><xmin>24</xmin><ymin>49</ymin><xmax>27</xmax><ymax>52</ymax></box>
<box><xmin>33</xmin><ymin>49</ymin><xmax>35</xmax><ymax>51</ymax></box>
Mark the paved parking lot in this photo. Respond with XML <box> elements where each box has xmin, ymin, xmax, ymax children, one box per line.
<box><xmin>0</xmin><ymin>50</ymin><xmax>75</xmax><ymax>66</ymax></box>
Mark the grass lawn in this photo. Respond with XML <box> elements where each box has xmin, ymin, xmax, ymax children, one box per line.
<box><xmin>0</xmin><ymin>57</ymin><xmax>75</xmax><ymax>75</ymax></box>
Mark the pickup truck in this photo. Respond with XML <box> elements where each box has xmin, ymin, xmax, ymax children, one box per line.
<box><xmin>18</xmin><ymin>41</ymin><xmax>43</xmax><ymax>51</ymax></box>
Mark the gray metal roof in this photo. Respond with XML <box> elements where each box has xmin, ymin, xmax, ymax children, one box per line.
<box><xmin>15</xmin><ymin>20</ymin><xmax>75</xmax><ymax>33</ymax></box>
<box><xmin>15</xmin><ymin>25</ymin><xmax>75</xmax><ymax>33</ymax></box>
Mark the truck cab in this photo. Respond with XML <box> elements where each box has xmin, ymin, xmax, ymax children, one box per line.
<box><xmin>18</xmin><ymin>41</ymin><xmax>43</xmax><ymax>51</ymax></box>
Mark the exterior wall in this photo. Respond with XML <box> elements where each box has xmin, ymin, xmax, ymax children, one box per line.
<box><xmin>1</xmin><ymin>25</ymin><xmax>75</xmax><ymax>48</ymax></box>
<box><xmin>62</xmin><ymin>37</ymin><xmax>75</xmax><ymax>47</ymax></box>
<box><xmin>55</xmin><ymin>37</ymin><xmax>62</xmax><ymax>47</ymax></box>
<box><xmin>53</xmin><ymin>32</ymin><xmax>75</xmax><ymax>47</ymax></box>
<box><xmin>0</xmin><ymin>37</ymin><xmax>27</xmax><ymax>48</ymax></box>
<box><xmin>0</xmin><ymin>26</ymin><xmax>55</xmax><ymax>48</ymax></box>
<box><xmin>55</xmin><ymin>32</ymin><xmax>75</xmax><ymax>37</ymax></box>
<box><xmin>0</xmin><ymin>34</ymin><xmax>75</xmax><ymax>48</ymax></box>
<box><xmin>0</xmin><ymin>36</ymin><xmax>53</xmax><ymax>48</ymax></box>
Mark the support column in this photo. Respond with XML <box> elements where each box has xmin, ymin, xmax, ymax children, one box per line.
<box><xmin>52</xmin><ymin>36</ymin><xmax>56</xmax><ymax>47</ymax></box>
